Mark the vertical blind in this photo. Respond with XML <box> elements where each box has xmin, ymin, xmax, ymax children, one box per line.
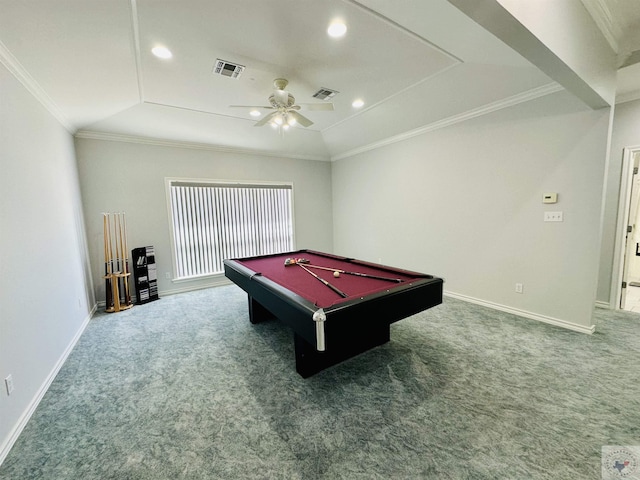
<box><xmin>170</xmin><ymin>183</ymin><xmax>293</xmax><ymax>278</ymax></box>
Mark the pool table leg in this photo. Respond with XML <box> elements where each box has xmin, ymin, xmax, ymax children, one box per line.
<box><xmin>294</xmin><ymin>326</ymin><xmax>391</xmax><ymax>378</ymax></box>
<box><xmin>247</xmin><ymin>296</ymin><xmax>275</xmax><ymax>324</ymax></box>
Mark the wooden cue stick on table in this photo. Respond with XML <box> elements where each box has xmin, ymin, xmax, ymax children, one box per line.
<box><xmin>303</xmin><ymin>263</ymin><xmax>403</xmax><ymax>283</ymax></box>
<box><xmin>296</xmin><ymin>263</ymin><xmax>349</xmax><ymax>298</ymax></box>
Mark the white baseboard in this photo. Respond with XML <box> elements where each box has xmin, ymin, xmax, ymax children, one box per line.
<box><xmin>161</xmin><ymin>277</ymin><xmax>232</xmax><ymax>297</ymax></box>
<box><xmin>0</xmin><ymin>304</ymin><xmax>97</xmax><ymax>466</ymax></box>
<box><xmin>595</xmin><ymin>300</ymin><xmax>611</xmax><ymax>309</ymax></box>
<box><xmin>95</xmin><ymin>278</ymin><xmax>233</xmax><ymax>308</ymax></box>
<box><xmin>444</xmin><ymin>291</ymin><xmax>596</xmax><ymax>334</ymax></box>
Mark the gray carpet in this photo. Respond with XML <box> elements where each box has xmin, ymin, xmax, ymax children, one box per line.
<box><xmin>1</xmin><ymin>284</ymin><xmax>638</xmax><ymax>479</ymax></box>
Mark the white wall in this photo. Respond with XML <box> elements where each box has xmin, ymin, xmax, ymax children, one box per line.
<box><xmin>332</xmin><ymin>90</ymin><xmax>610</xmax><ymax>330</ymax></box>
<box><xmin>0</xmin><ymin>64</ymin><xmax>94</xmax><ymax>460</ymax></box>
<box><xmin>597</xmin><ymin>99</ymin><xmax>640</xmax><ymax>304</ymax></box>
<box><xmin>74</xmin><ymin>138</ymin><xmax>334</xmax><ymax>304</ymax></box>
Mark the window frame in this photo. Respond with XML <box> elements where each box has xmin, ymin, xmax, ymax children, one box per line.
<box><xmin>164</xmin><ymin>177</ymin><xmax>296</xmax><ymax>282</ymax></box>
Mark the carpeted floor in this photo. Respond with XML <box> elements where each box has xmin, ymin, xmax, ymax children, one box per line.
<box><xmin>1</xmin><ymin>284</ymin><xmax>638</xmax><ymax>479</ymax></box>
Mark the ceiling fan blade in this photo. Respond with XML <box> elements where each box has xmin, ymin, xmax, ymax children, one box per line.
<box><xmin>298</xmin><ymin>103</ymin><xmax>334</xmax><ymax>111</ymax></box>
<box><xmin>229</xmin><ymin>105</ymin><xmax>274</xmax><ymax>109</ymax></box>
<box><xmin>288</xmin><ymin>110</ymin><xmax>313</xmax><ymax>127</ymax></box>
<box><xmin>254</xmin><ymin>111</ymin><xmax>279</xmax><ymax>127</ymax></box>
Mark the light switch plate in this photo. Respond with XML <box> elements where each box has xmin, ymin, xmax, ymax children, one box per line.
<box><xmin>544</xmin><ymin>211</ymin><xmax>563</xmax><ymax>222</ymax></box>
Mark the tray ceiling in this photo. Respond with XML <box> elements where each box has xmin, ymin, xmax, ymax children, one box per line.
<box><xmin>1</xmin><ymin>0</ymin><xmax>636</xmax><ymax>159</ymax></box>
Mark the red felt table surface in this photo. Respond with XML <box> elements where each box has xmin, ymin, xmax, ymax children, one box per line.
<box><xmin>237</xmin><ymin>252</ymin><xmax>421</xmax><ymax>309</ymax></box>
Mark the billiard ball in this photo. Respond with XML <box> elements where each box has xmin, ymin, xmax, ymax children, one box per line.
<box><xmin>334</xmin><ymin>271</ymin><xmax>340</xmax><ymax>278</ymax></box>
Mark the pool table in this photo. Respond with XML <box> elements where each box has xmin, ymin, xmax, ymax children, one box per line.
<box><xmin>224</xmin><ymin>250</ymin><xmax>443</xmax><ymax>377</ymax></box>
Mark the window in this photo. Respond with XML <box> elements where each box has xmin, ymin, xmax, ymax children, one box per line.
<box><xmin>167</xmin><ymin>180</ymin><xmax>294</xmax><ymax>279</ymax></box>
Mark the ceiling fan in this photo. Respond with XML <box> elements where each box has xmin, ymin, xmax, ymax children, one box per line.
<box><xmin>230</xmin><ymin>78</ymin><xmax>334</xmax><ymax>129</ymax></box>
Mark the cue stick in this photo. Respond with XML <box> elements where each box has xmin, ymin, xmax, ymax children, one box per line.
<box><xmin>107</xmin><ymin>213</ymin><xmax>117</xmax><ymax>309</ymax></box>
<box><xmin>107</xmin><ymin>213</ymin><xmax>121</xmax><ymax>312</ymax></box>
<box><xmin>302</xmin><ymin>263</ymin><xmax>403</xmax><ymax>283</ymax></box>
<box><xmin>118</xmin><ymin>213</ymin><xmax>131</xmax><ymax>306</ymax></box>
<box><xmin>121</xmin><ymin>212</ymin><xmax>132</xmax><ymax>306</ymax></box>
<box><xmin>103</xmin><ymin>214</ymin><xmax>113</xmax><ymax>310</ymax></box>
<box><xmin>285</xmin><ymin>258</ymin><xmax>348</xmax><ymax>298</ymax></box>
<box><xmin>298</xmin><ymin>263</ymin><xmax>349</xmax><ymax>298</ymax></box>
<box><xmin>113</xmin><ymin>213</ymin><xmax>123</xmax><ymax>299</ymax></box>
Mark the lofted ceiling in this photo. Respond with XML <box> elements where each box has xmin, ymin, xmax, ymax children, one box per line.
<box><xmin>0</xmin><ymin>0</ymin><xmax>638</xmax><ymax>160</ymax></box>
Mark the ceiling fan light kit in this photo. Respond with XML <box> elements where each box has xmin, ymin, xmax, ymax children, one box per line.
<box><xmin>230</xmin><ymin>78</ymin><xmax>335</xmax><ymax>134</ymax></box>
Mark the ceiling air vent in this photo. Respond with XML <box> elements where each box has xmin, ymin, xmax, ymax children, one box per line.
<box><xmin>213</xmin><ymin>59</ymin><xmax>245</xmax><ymax>79</ymax></box>
<box><xmin>312</xmin><ymin>88</ymin><xmax>338</xmax><ymax>100</ymax></box>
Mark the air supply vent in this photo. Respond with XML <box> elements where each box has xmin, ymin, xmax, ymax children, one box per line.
<box><xmin>213</xmin><ymin>59</ymin><xmax>245</xmax><ymax>79</ymax></box>
<box><xmin>312</xmin><ymin>88</ymin><xmax>338</xmax><ymax>100</ymax></box>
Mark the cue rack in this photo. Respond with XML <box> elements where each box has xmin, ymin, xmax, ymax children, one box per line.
<box><xmin>102</xmin><ymin>212</ymin><xmax>133</xmax><ymax>312</ymax></box>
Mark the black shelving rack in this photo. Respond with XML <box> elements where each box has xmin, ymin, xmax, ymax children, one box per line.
<box><xmin>131</xmin><ymin>246</ymin><xmax>159</xmax><ymax>305</ymax></box>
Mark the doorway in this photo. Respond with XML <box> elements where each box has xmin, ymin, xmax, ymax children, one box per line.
<box><xmin>615</xmin><ymin>148</ymin><xmax>640</xmax><ymax>311</ymax></box>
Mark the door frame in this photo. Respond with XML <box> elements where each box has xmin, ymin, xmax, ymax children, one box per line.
<box><xmin>612</xmin><ymin>146</ymin><xmax>640</xmax><ymax>309</ymax></box>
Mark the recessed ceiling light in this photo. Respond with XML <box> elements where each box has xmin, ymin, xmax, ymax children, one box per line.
<box><xmin>152</xmin><ymin>46</ymin><xmax>172</xmax><ymax>59</ymax></box>
<box><xmin>352</xmin><ymin>99</ymin><xmax>364</xmax><ymax>108</ymax></box>
<box><xmin>327</xmin><ymin>21</ymin><xmax>347</xmax><ymax>38</ymax></box>
<box><xmin>249</xmin><ymin>110</ymin><xmax>261</xmax><ymax>117</ymax></box>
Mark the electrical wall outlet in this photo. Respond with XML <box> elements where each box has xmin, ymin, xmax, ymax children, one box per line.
<box><xmin>5</xmin><ymin>375</ymin><xmax>14</xmax><ymax>395</ymax></box>
<box><xmin>165</xmin><ymin>272</ymin><xmax>171</xmax><ymax>279</ymax></box>
<box><xmin>515</xmin><ymin>283</ymin><xmax>524</xmax><ymax>294</ymax></box>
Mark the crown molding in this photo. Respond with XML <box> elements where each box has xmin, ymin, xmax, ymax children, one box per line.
<box><xmin>0</xmin><ymin>40</ymin><xmax>75</xmax><ymax>133</ymax></box>
<box><xmin>74</xmin><ymin>130</ymin><xmax>330</xmax><ymax>162</ymax></box>
<box><xmin>580</xmin><ymin>0</ymin><xmax>620</xmax><ymax>53</ymax></box>
<box><xmin>76</xmin><ymin>82</ymin><xmax>563</xmax><ymax>163</ymax></box>
<box><xmin>322</xmin><ymin>63</ymin><xmax>460</xmax><ymax>135</ymax></box>
<box><xmin>330</xmin><ymin>82</ymin><xmax>565</xmax><ymax>161</ymax></box>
